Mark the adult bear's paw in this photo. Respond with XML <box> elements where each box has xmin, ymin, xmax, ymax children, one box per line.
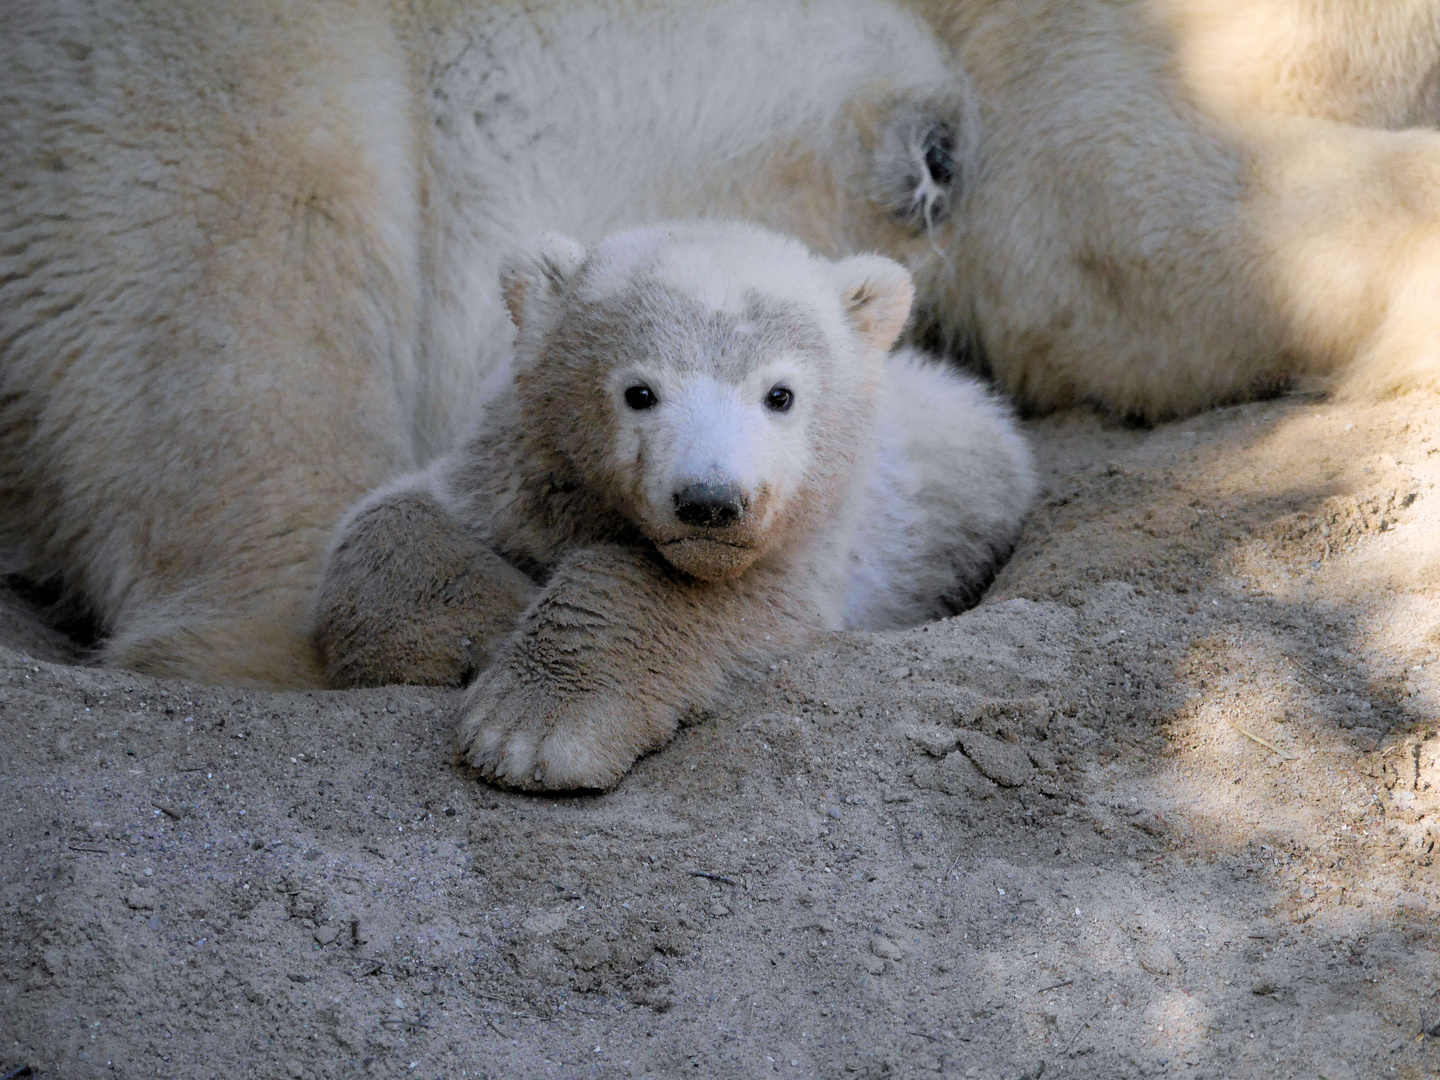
<box><xmin>456</xmin><ymin>662</ymin><xmax>671</xmax><ymax>792</ymax></box>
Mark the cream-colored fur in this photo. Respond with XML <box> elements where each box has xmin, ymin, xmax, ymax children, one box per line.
<box><xmin>843</xmin><ymin>349</ymin><xmax>1035</xmax><ymax>629</ymax></box>
<box><xmin>911</xmin><ymin>0</ymin><xmax>1440</xmax><ymax>417</ymax></box>
<box><xmin>4</xmin><ymin>0</ymin><xmax>1439</xmax><ymax>686</ymax></box>
<box><xmin>317</xmin><ymin>221</ymin><xmax>1033</xmax><ymax>789</ymax></box>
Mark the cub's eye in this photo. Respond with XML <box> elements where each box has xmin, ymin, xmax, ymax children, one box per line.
<box><xmin>624</xmin><ymin>384</ymin><xmax>657</xmax><ymax>410</ymax></box>
<box><xmin>765</xmin><ymin>385</ymin><xmax>794</xmax><ymax>413</ymax></box>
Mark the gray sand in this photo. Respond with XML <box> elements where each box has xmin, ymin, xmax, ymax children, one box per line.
<box><xmin>4</xmin><ymin>392</ymin><xmax>1439</xmax><ymax>1079</ymax></box>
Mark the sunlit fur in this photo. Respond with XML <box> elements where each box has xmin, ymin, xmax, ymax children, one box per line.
<box><xmin>908</xmin><ymin>0</ymin><xmax>1440</xmax><ymax>417</ymax></box>
<box><xmin>844</xmin><ymin>348</ymin><xmax>1036</xmax><ymax>629</ymax></box>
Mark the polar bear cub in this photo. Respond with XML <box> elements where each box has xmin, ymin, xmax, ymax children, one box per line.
<box><xmin>315</xmin><ymin>221</ymin><xmax>1034</xmax><ymax>790</ymax></box>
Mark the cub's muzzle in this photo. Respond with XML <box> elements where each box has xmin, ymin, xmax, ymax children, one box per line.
<box><xmin>652</xmin><ymin>477</ymin><xmax>768</xmax><ymax>582</ymax></box>
<box><xmin>673</xmin><ymin>480</ymin><xmax>748</xmax><ymax>528</ymax></box>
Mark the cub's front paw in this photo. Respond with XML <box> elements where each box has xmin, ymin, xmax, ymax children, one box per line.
<box><xmin>456</xmin><ymin>664</ymin><xmax>673</xmax><ymax>791</ymax></box>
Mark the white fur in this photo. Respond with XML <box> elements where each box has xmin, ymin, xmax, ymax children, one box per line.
<box><xmin>588</xmin><ymin>223</ymin><xmax>865</xmax><ymax>535</ymax></box>
<box><xmin>843</xmin><ymin>348</ymin><xmax>1037</xmax><ymax>630</ymax></box>
<box><xmin>10</xmin><ymin>0</ymin><xmax>1436</xmax><ymax>687</ymax></box>
<box><xmin>434</xmin><ymin>223</ymin><xmax>1031</xmax><ymax>791</ymax></box>
<box><xmin>921</xmin><ymin>0</ymin><xmax>1440</xmax><ymax>415</ymax></box>
<box><xmin>626</xmin><ymin>373</ymin><xmax>809</xmax><ymax>523</ymax></box>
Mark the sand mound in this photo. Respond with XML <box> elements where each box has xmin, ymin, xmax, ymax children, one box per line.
<box><xmin>4</xmin><ymin>392</ymin><xmax>1439</xmax><ymax>1079</ymax></box>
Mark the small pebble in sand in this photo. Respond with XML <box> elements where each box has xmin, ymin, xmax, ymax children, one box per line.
<box><xmin>313</xmin><ymin>926</ymin><xmax>339</xmax><ymax>945</ymax></box>
<box><xmin>871</xmin><ymin>936</ymin><xmax>903</xmax><ymax>961</ymax></box>
<box><xmin>1138</xmin><ymin>942</ymin><xmax>1180</xmax><ymax>975</ymax></box>
<box><xmin>907</xmin><ymin>725</ymin><xmax>961</xmax><ymax>757</ymax></box>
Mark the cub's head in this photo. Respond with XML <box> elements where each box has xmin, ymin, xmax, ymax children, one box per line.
<box><xmin>500</xmin><ymin>221</ymin><xmax>913</xmax><ymax>581</ymax></box>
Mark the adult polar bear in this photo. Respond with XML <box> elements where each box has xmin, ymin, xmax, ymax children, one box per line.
<box><xmin>2</xmin><ymin>0</ymin><xmax>1439</xmax><ymax>688</ymax></box>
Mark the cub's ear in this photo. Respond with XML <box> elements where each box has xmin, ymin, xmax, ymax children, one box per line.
<box><xmin>500</xmin><ymin>232</ymin><xmax>587</xmax><ymax>330</ymax></box>
<box><xmin>832</xmin><ymin>254</ymin><xmax>915</xmax><ymax>353</ymax></box>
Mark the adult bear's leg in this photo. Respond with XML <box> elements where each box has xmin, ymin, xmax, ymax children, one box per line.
<box><xmin>1244</xmin><ymin>117</ymin><xmax>1440</xmax><ymax>402</ymax></box>
<box><xmin>0</xmin><ymin>1</ymin><xmax>423</xmax><ymax>686</ymax></box>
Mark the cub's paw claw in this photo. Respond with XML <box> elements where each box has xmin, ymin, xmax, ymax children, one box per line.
<box><xmin>455</xmin><ymin>669</ymin><xmax>650</xmax><ymax>792</ymax></box>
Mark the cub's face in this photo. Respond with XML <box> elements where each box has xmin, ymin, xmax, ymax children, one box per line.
<box><xmin>501</xmin><ymin>223</ymin><xmax>913</xmax><ymax>581</ymax></box>
<box><xmin>602</xmin><ymin>288</ymin><xmax>823</xmax><ymax>580</ymax></box>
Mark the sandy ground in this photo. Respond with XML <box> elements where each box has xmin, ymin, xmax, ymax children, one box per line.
<box><xmin>4</xmin><ymin>389</ymin><xmax>1440</xmax><ymax>1080</ymax></box>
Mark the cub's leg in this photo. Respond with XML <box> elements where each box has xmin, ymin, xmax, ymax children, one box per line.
<box><xmin>842</xmin><ymin>349</ymin><xmax>1036</xmax><ymax>629</ymax></box>
<box><xmin>457</xmin><ymin>546</ymin><xmax>808</xmax><ymax>791</ymax></box>
<box><xmin>315</xmin><ymin>478</ymin><xmax>536</xmax><ymax>688</ymax></box>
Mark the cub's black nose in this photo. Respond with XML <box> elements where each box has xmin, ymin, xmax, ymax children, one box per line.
<box><xmin>673</xmin><ymin>481</ymin><xmax>746</xmax><ymax>528</ymax></box>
